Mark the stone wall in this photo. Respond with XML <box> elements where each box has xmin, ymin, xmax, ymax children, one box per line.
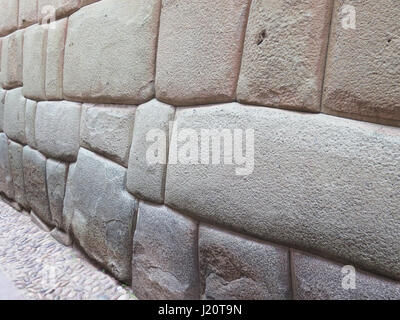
<box><xmin>0</xmin><ymin>0</ymin><xmax>399</xmax><ymax>300</ymax></box>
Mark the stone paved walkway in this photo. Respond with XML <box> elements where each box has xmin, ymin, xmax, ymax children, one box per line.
<box><xmin>0</xmin><ymin>200</ymin><xmax>137</xmax><ymax>300</ymax></box>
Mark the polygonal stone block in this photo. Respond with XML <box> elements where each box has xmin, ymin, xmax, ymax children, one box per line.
<box><xmin>18</xmin><ymin>0</ymin><xmax>38</xmax><ymax>28</ymax></box>
<box><xmin>1</xmin><ymin>30</ymin><xmax>24</xmax><ymax>89</ymax></box>
<box><xmin>25</xmin><ymin>99</ymin><xmax>37</xmax><ymax>148</ymax></box>
<box><xmin>0</xmin><ymin>133</ymin><xmax>14</xmax><ymax>199</ymax></box>
<box><xmin>8</xmin><ymin>141</ymin><xmax>28</xmax><ymax>209</ymax></box>
<box><xmin>156</xmin><ymin>0</ymin><xmax>250</xmax><ymax>106</ymax></box>
<box><xmin>322</xmin><ymin>0</ymin><xmax>400</xmax><ymax>126</ymax></box>
<box><xmin>127</xmin><ymin>99</ymin><xmax>175</xmax><ymax>203</ymax></box>
<box><xmin>237</xmin><ymin>0</ymin><xmax>332</xmax><ymax>112</ymax></box>
<box><xmin>80</xmin><ymin>104</ymin><xmax>136</xmax><ymax>166</ymax></box>
<box><xmin>63</xmin><ymin>0</ymin><xmax>161</xmax><ymax>104</ymax></box>
<box><xmin>165</xmin><ymin>103</ymin><xmax>400</xmax><ymax>280</ymax></box>
<box><xmin>23</xmin><ymin>24</ymin><xmax>47</xmax><ymax>100</ymax></box>
<box><xmin>0</xmin><ymin>89</ymin><xmax>5</xmax><ymax>131</ymax></box>
<box><xmin>0</xmin><ymin>0</ymin><xmax>18</xmax><ymax>36</ymax></box>
<box><xmin>68</xmin><ymin>148</ymin><xmax>138</xmax><ymax>282</ymax></box>
<box><xmin>3</xmin><ymin>88</ymin><xmax>26</xmax><ymax>144</ymax></box>
<box><xmin>35</xmin><ymin>101</ymin><xmax>81</xmax><ymax>161</ymax></box>
<box><xmin>62</xmin><ymin>162</ymin><xmax>75</xmax><ymax>233</ymax></box>
<box><xmin>199</xmin><ymin>225</ymin><xmax>291</xmax><ymax>300</ymax></box>
<box><xmin>132</xmin><ymin>202</ymin><xmax>199</xmax><ymax>299</ymax></box>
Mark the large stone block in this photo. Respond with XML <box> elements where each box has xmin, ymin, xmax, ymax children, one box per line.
<box><xmin>127</xmin><ymin>99</ymin><xmax>175</xmax><ymax>203</ymax></box>
<box><xmin>46</xmin><ymin>159</ymin><xmax>68</xmax><ymax>229</ymax></box>
<box><xmin>155</xmin><ymin>0</ymin><xmax>250</xmax><ymax>106</ymax></box>
<box><xmin>68</xmin><ymin>148</ymin><xmax>137</xmax><ymax>282</ymax></box>
<box><xmin>63</xmin><ymin>0</ymin><xmax>161</xmax><ymax>104</ymax></box>
<box><xmin>8</xmin><ymin>141</ymin><xmax>28</xmax><ymax>209</ymax></box>
<box><xmin>45</xmin><ymin>18</ymin><xmax>67</xmax><ymax>100</ymax></box>
<box><xmin>25</xmin><ymin>99</ymin><xmax>37</xmax><ymax>148</ymax></box>
<box><xmin>237</xmin><ymin>0</ymin><xmax>332</xmax><ymax>112</ymax></box>
<box><xmin>80</xmin><ymin>104</ymin><xmax>136</xmax><ymax>166</ymax></box>
<box><xmin>199</xmin><ymin>225</ymin><xmax>291</xmax><ymax>300</ymax></box>
<box><xmin>132</xmin><ymin>203</ymin><xmax>199</xmax><ymax>300</ymax></box>
<box><xmin>62</xmin><ymin>162</ymin><xmax>75</xmax><ymax>233</ymax></box>
<box><xmin>322</xmin><ymin>0</ymin><xmax>400</xmax><ymax>126</ymax></box>
<box><xmin>0</xmin><ymin>133</ymin><xmax>14</xmax><ymax>199</ymax></box>
<box><xmin>292</xmin><ymin>250</ymin><xmax>400</xmax><ymax>300</ymax></box>
<box><xmin>1</xmin><ymin>30</ymin><xmax>24</xmax><ymax>89</ymax></box>
<box><xmin>165</xmin><ymin>103</ymin><xmax>400</xmax><ymax>280</ymax></box>
<box><xmin>23</xmin><ymin>146</ymin><xmax>52</xmax><ymax>226</ymax></box>
<box><xmin>0</xmin><ymin>0</ymin><xmax>18</xmax><ymax>36</ymax></box>
<box><xmin>3</xmin><ymin>88</ymin><xmax>26</xmax><ymax>144</ymax></box>
<box><xmin>23</xmin><ymin>24</ymin><xmax>48</xmax><ymax>100</ymax></box>
<box><xmin>18</xmin><ymin>0</ymin><xmax>38</xmax><ymax>28</ymax></box>
<box><xmin>38</xmin><ymin>0</ymin><xmax>80</xmax><ymax>22</ymax></box>
<box><xmin>0</xmin><ymin>89</ymin><xmax>5</xmax><ymax>131</ymax></box>
<box><xmin>35</xmin><ymin>101</ymin><xmax>81</xmax><ymax>161</ymax></box>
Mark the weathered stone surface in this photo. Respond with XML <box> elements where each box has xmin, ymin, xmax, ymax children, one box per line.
<box><xmin>45</xmin><ymin>18</ymin><xmax>67</xmax><ymax>100</ymax></box>
<box><xmin>38</xmin><ymin>0</ymin><xmax>80</xmax><ymax>22</ymax></box>
<box><xmin>0</xmin><ymin>133</ymin><xmax>14</xmax><ymax>199</ymax></box>
<box><xmin>35</xmin><ymin>101</ymin><xmax>81</xmax><ymax>161</ymax></box>
<box><xmin>23</xmin><ymin>146</ymin><xmax>52</xmax><ymax>226</ymax></box>
<box><xmin>25</xmin><ymin>99</ymin><xmax>37</xmax><ymax>148</ymax></box>
<box><xmin>31</xmin><ymin>210</ymin><xmax>52</xmax><ymax>232</ymax></box>
<box><xmin>50</xmin><ymin>228</ymin><xmax>72</xmax><ymax>246</ymax></box>
<box><xmin>127</xmin><ymin>99</ymin><xmax>174</xmax><ymax>203</ymax></box>
<box><xmin>68</xmin><ymin>148</ymin><xmax>137</xmax><ymax>283</ymax></box>
<box><xmin>156</xmin><ymin>0</ymin><xmax>250</xmax><ymax>106</ymax></box>
<box><xmin>0</xmin><ymin>89</ymin><xmax>5</xmax><ymax>131</ymax></box>
<box><xmin>1</xmin><ymin>30</ymin><xmax>24</xmax><ymax>89</ymax></box>
<box><xmin>18</xmin><ymin>0</ymin><xmax>38</xmax><ymax>28</ymax></box>
<box><xmin>46</xmin><ymin>159</ymin><xmax>68</xmax><ymax>229</ymax></box>
<box><xmin>199</xmin><ymin>225</ymin><xmax>291</xmax><ymax>300</ymax></box>
<box><xmin>0</xmin><ymin>0</ymin><xmax>18</xmax><ymax>36</ymax></box>
<box><xmin>237</xmin><ymin>0</ymin><xmax>332</xmax><ymax>112</ymax></box>
<box><xmin>8</xmin><ymin>141</ymin><xmax>28</xmax><ymax>209</ymax></box>
<box><xmin>80</xmin><ymin>104</ymin><xmax>136</xmax><ymax>166</ymax></box>
<box><xmin>23</xmin><ymin>24</ymin><xmax>47</xmax><ymax>100</ymax></box>
<box><xmin>165</xmin><ymin>103</ymin><xmax>400</xmax><ymax>280</ymax></box>
<box><xmin>292</xmin><ymin>250</ymin><xmax>400</xmax><ymax>300</ymax></box>
<box><xmin>322</xmin><ymin>0</ymin><xmax>400</xmax><ymax>126</ymax></box>
<box><xmin>62</xmin><ymin>162</ymin><xmax>75</xmax><ymax>233</ymax></box>
<box><xmin>63</xmin><ymin>0</ymin><xmax>161</xmax><ymax>104</ymax></box>
<box><xmin>3</xmin><ymin>88</ymin><xmax>26</xmax><ymax>144</ymax></box>
<box><xmin>132</xmin><ymin>202</ymin><xmax>199</xmax><ymax>300</ymax></box>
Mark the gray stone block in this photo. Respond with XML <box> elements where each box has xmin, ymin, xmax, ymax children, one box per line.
<box><xmin>127</xmin><ymin>99</ymin><xmax>175</xmax><ymax>203</ymax></box>
<box><xmin>31</xmin><ymin>210</ymin><xmax>52</xmax><ymax>232</ymax></box>
<box><xmin>68</xmin><ymin>148</ymin><xmax>137</xmax><ymax>283</ymax></box>
<box><xmin>3</xmin><ymin>88</ymin><xmax>26</xmax><ymax>144</ymax></box>
<box><xmin>8</xmin><ymin>141</ymin><xmax>28</xmax><ymax>209</ymax></box>
<box><xmin>35</xmin><ymin>101</ymin><xmax>81</xmax><ymax>161</ymax></box>
<box><xmin>199</xmin><ymin>224</ymin><xmax>291</xmax><ymax>300</ymax></box>
<box><xmin>23</xmin><ymin>146</ymin><xmax>52</xmax><ymax>226</ymax></box>
<box><xmin>24</xmin><ymin>99</ymin><xmax>37</xmax><ymax>148</ymax></box>
<box><xmin>132</xmin><ymin>202</ymin><xmax>199</xmax><ymax>300</ymax></box>
<box><xmin>292</xmin><ymin>250</ymin><xmax>400</xmax><ymax>300</ymax></box>
<box><xmin>46</xmin><ymin>159</ymin><xmax>68</xmax><ymax>229</ymax></box>
<box><xmin>0</xmin><ymin>89</ymin><xmax>5</xmax><ymax>131</ymax></box>
<box><xmin>165</xmin><ymin>103</ymin><xmax>400</xmax><ymax>280</ymax></box>
<box><xmin>0</xmin><ymin>133</ymin><xmax>14</xmax><ymax>199</ymax></box>
<box><xmin>80</xmin><ymin>104</ymin><xmax>136</xmax><ymax>167</ymax></box>
<box><xmin>62</xmin><ymin>162</ymin><xmax>75</xmax><ymax>233</ymax></box>
<box><xmin>1</xmin><ymin>30</ymin><xmax>23</xmax><ymax>89</ymax></box>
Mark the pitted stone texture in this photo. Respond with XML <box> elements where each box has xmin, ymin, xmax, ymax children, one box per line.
<box><xmin>3</xmin><ymin>88</ymin><xmax>26</xmax><ymax>144</ymax></box>
<box><xmin>46</xmin><ymin>159</ymin><xmax>68</xmax><ymax>229</ymax></box>
<box><xmin>38</xmin><ymin>0</ymin><xmax>80</xmax><ymax>22</ymax></box>
<box><xmin>0</xmin><ymin>133</ymin><xmax>14</xmax><ymax>199</ymax></box>
<box><xmin>8</xmin><ymin>141</ymin><xmax>28</xmax><ymax>209</ymax></box>
<box><xmin>132</xmin><ymin>203</ymin><xmax>199</xmax><ymax>300</ymax></box>
<box><xmin>25</xmin><ymin>99</ymin><xmax>37</xmax><ymax>148</ymax></box>
<box><xmin>1</xmin><ymin>30</ymin><xmax>24</xmax><ymax>89</ymax></box>
<box><xmin>292</xmin><ymin>251</ymin><xmax>400</xmax><ymax>300</ymax></box>
<box><xmin>237</xmin><ymin>0</ymin><xmax>332</xmax><ymax>112</ymax></box>
<box><xmin>23</xmin><ymin>146</ymin><xmax>52</xmax><ymax>226</ymax></box>
<box><xmin>23</xmin><ymin>24</ymin><xmax>48</xmax><ymax>100</ymax></box>
<box><xmin>45</xmin><ymin>18</ymin><xmax>67</xmax><ymax>100</ymax></box>
<box><xmin>0</xmin><ymin>89</ymin><xmax>5</xmax><ymax>131</ymax></box>
<box><xmin>68</xmin><ymin>148</ymin><xmax>137</xmax><ymax>283</ymax></box>
<box><xmin>127</xmin><ymin>99</ymin><xmax>174</xmax><ymax>203</ymax></box>
<box><xmin>156</xmin><ymin>0</ymin><xmax>250</xmax><ymax>106</ymax></box>
<box><xmin>80</xmin><ymin>104</ymin><xmax>136</xmax><ymax>167</ymax></box>
<box><xmin>18</xmin><ymin>0</ymin><xmax>38</xmax><ymax>28</ymax></box>
<box><xmin>199</xmin><ymin>225</ymin><xmax>291</xmax><ymax>300</ymax></box>
<box><xmin>322</xmin><ymin>0</ymin><xmax>400</xmax><ymax>126</ymax></box>
<box><xmin>35</xmin><ymin>101</ymin><xmax>81</xmax><ymax>161</ymax></box>
<box><xmin>0</xmin><ymin>0</ymin><xmax>18</xmax><ymax>36</ymax></box>
<box><xmin>165</xmin><ymin>103</ymin><xmax>400</xmax><ymax>280</ymax></box>
<box><xmin>63</xmin><ymin>0</ymin><xmax>161</xmax><ymax>104</ymax></box>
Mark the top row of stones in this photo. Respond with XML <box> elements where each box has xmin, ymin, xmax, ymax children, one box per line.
<box><xmin>0</xmin><ymin>0</ymin><xmax>399</xmax><ymax>126</ymax></box>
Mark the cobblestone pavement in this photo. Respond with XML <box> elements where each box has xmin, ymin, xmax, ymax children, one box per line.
<box><xmin>0</xmin><ymin>200</ymin><xmax>137</xmax><ymax>300</ymax></box>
